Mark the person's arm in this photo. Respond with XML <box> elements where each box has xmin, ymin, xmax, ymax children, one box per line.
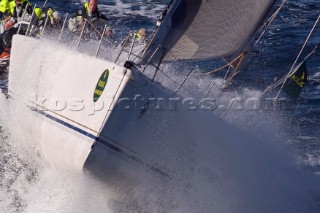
<box><xmin>25</xmin><ymin>3</ymin><xmax>33</xmax><ymax>15</ymax></box>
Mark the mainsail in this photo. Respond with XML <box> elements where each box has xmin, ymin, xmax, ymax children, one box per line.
<box><xmin>142</xmin><ymin>0</ymin><xmax>277</xmax><ymax>63</ymax></box>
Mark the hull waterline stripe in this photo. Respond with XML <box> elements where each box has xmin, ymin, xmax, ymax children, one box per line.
<box><xmin>29</xmin><ymin>106</ymin><xmax>170</xmax><ymax>178</ymax></box>
<box><xmin>29</xmin><ymin>106</ymin><xmax>98</xmax><ymax>141</ymax></box>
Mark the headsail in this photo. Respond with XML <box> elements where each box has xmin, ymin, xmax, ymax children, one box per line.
<box><xmin>142</xmin><ymin>0</ymin><xmax>277</xmax><ymax>63</ymax></box>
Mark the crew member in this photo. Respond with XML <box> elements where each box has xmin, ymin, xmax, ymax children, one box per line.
<box><xmin>9</xmin><ymin>0</ymin><xmax>32</xmax><ymax>19</ymax></box>
<box><xmin>136</xmin><ymin>28</ymin><xmax>147</xmax><ymax>44</ymax></box>
<box><xmin>0</xmin><ymin>0</ymin><xmax>10</xmax><ymax>19</ymax></box>
<box><xmin>83</xmin><ymin>0</ymin><xmax>108</xmax><ymax>22</ymax></box>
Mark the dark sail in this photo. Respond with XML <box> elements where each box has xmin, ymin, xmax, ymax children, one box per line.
<box><xmin>283</xmin><ymin>61</ymin><xmax>308</xmax><ymax>98</ymax></box>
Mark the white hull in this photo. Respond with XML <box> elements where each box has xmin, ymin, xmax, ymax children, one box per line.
<box><xmin>8</xmin><ymin>35</ymin><xmax>132</xmax><ymax>169</ymax></box>
<box><xmin>7</xmin><ymin>35</ymin><xmax>224</xmax><ymax>176</ymax></box>
<box><xmin>8</xmin><ymin>35</ymin><xmax>173</xmax><ymax>173</ymax></box>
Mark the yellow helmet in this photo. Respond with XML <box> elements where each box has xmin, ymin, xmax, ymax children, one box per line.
<box><xmin>34</xmin><ymin>7</ymin><xmax>43</xmax><ymax>19</ymax></box>
<box><xmin>47</xmin><ymin>8</ymin><xmax>54</xmax><ymax>18</ymax></box>
<box><xmin>0</xmin><ymin>0</ymin><xmax>10</xmax><ymax>13</ymax></box>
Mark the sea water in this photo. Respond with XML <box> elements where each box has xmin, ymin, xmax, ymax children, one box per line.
<box><xmin>0</xmin><ymin>0</ymin><xmax>320</xmax><ymax>212</ymax></box>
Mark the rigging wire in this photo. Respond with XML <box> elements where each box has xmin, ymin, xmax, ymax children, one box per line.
<box><xmin>254</xmin><ymin>0</ymin><xmax>287</xmax><ymax>47</ymax></box>
<box><xmin>263</xmin><ymin>43</ymin><xmax>320</xmax><ymax>95</ymax></box>
<box><xmin>200</xmin><ymin>0</ymin><xmax>287</xmax><ymax>82</ymax></box>
<box><xmin>224</xmin><ymin>54</ymin><xmax>245</xmax><ymax>89</ymax></box>
<box><xmin>201</xmin><ymin>53</ymin><xmax>245</xmax><ymax>75</ymax></box>
<box><xmin>138</xmin><ymin>0</ymin><xmax>175</xmax><ymax>62</ymax></box>
<box><xmin>273</xmin><ymin>15</ymin><xmax>320</xmax><ymax>99</ymax></box>
<box><xmin>255</xmin><ymin>0</ymin><xmax>288</xmax><ymax>74</ymax></box>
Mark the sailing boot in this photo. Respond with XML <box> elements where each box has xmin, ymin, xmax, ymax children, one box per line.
<box><xmin>0</xmin><ymin>48</ymin><xmax>10</xmax><ymax>61</ymax></box>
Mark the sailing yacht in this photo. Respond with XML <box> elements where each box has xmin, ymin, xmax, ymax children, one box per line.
<box><xmin>7</xmin><ymin>0</ymin><xmax>277</xmax><ymax>171</ymax></box>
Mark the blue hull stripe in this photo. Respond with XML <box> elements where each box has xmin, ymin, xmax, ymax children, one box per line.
<box><xmin>29</xmin><ymin>106</ymin><xmax>170</xmax><ymax>178</ymax></box>
<box><xmin>30</xmin><ymin>106</ymin><xmax>98</xmax><ymax>141</ymax></box>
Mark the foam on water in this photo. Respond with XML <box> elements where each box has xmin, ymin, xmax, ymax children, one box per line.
<box><xmin>0</xmin><ymin>91</ymin><xmax>119</xmax><ymax>213</ymax></box>
<box><xmin>310</xmin><ymin>72</ymin><xmax>320</xmax><ymax>84</ymax></box>
<box><xmin>99</xmin><ymin>1</ymin><xmax>166</xmax><ymax>20</ymax></box>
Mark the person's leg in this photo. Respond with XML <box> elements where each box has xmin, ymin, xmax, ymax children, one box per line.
<box><xmin>0</xmin><ymin>33</ymin><xmax>5</xmax><ymax>56</ymax></box>
<box><xmin>3</xmin><ymin>28</ymin><xmax>17</xmax><ymax>49</ymax></box>
<box><xmin>0</xmin><ymin>28</ymin><xmax>16</xmax><ymax>60</ymax></box>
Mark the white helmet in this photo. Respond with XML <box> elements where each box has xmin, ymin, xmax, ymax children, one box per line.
<box><xmin>53</xmin><ymin>11</ymin><xmax>61</xmax><ymax>20</ymax></box>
